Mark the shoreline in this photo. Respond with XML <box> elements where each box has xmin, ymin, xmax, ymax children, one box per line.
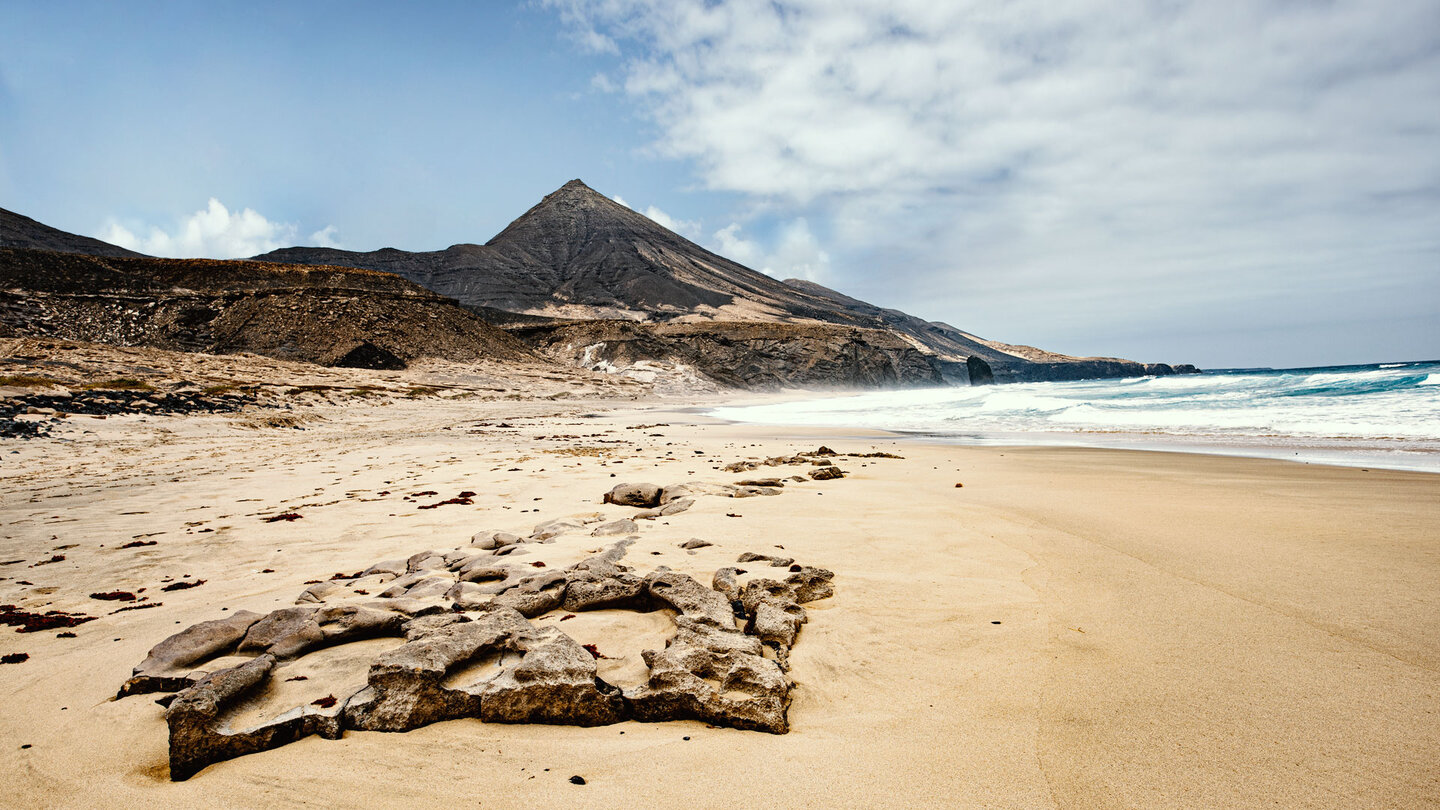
<box><xmin>702</xmin><ymin>390</ymin><xmax>1440</xmax><ymax>475</ymax></box>
<box><xmin>1</xmin><ymin>394</ymin><xmax>1436</xmax><ymax>807</ymax></box>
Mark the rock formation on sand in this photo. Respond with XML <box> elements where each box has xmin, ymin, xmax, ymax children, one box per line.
<box><xmin>118</xmin><ymin>464</ymin><xmax>853</xmax><ymax>780</ymax></box>
<box><xmin>0</xmin><ymin>248</ymin><xmax>537</xmax><ymax>369</ymax></box>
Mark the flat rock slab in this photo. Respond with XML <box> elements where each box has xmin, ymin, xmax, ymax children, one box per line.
<box><xmin>122</xmin><ymin>535</ymin><xmax>834</xmax><ymax>780</ymax></box>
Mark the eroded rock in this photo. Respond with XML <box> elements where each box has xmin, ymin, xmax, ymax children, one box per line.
<box><xmin>603</xmin><ymin>483</ymin><xmax>663</xmax><ymax>508</ymax></box>
<box><xmin>123</xmin><ymin>530</ymin><xmax>834</xmax><ymax>780</ymax></box>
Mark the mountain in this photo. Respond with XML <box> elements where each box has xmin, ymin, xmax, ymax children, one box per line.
<box><xmin>254</xmin><ymin>179</ymin><xmax>1189</xmax><ymax>383</ymax></box>
<box><xmin>1</xmin><ymin>207</ymin><xmax>145</xmax><ymax>258</ymax></box>
<box><xmin>1</xmin><ymin>184</ymin><xmax>1193</xmax><ymax>387</ymax></box>
<box><xmin>256</xmin><ymin>180</ymin><xmax>877</xmax><ymax>325</ymax></box>
<box><xmin>0</xmin><ymin>248</ymin><xmax>537</xmax><ymax>369</ymax></box>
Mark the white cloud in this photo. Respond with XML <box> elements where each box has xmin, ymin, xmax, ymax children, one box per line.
<box><xmin>590</xmin><ymin>72</ymin><xmax>619</xmax><ymax>93</ymax></box>
<box><xmin>553</xmin><ymin>0</ymin><xmax>1440</xmax><ymax>366</ymax></box>
<box><xmin>612</xmin><ymin>194</ymin><xmax>701</xmax><ymax>239</ymax></box>
<box><xmin>711</xmin><ymin>219</ymin><xmax>829</xmax><ymax>281</ymax></box>
<box><xmin>99</xmin><ymin>199</ymin><xmax>339</xmax><ymax>258</ymax></box>
<box><xmin>308</xmin><ymin>225</ymin><xmax>342</xmax><ymax>248</ymax></box>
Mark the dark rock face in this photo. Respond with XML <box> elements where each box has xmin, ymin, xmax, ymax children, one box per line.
<box><xmin>989</xmin><ymin>358</ymin><xmax>1182</xmax><ymax>383</ymax></box>
<box><xmin>967</xmin><ymin>356</ymin><xmax>995</xmax><ymax>385</ymax></box>
<box><xmin>514</xmin><ymin>319</ymin><xmax>943</xmax><ymax>389</ymax></box>
<box><xmin>0</xmin><ymin>248</ymin><xmax>538</xmax><ymax>368</ymax></box>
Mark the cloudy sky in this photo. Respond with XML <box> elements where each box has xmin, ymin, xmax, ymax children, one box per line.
<box><xmin>2</xmin><ymin>1</ymin><xmax>1436</xmax><ymax>368</ymax></box>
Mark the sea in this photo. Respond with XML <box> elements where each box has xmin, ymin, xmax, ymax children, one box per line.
<box><xmin>711</xmin><ymin>360</ymin><xmax>1440</xmax><ymax>472</ymax></box>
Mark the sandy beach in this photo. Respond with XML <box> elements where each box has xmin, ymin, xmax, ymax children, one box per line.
<box><xmin>1</xmin><ymin>388</ymin><xmax>1436</xmax><ymax>809</ymax></box>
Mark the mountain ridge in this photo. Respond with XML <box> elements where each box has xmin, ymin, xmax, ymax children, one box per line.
<box><xmin>0</xmin><ymin>206</ymin><xmax>146</xmax><ymax>259</ymax></box>
<box><xmin>2</xmin><ymin>182</ymin><xmax>1195</xmax><ymax>385</ymax></box>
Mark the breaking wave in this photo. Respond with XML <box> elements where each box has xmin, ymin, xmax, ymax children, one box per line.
<box><xmin>711</xmin><ymin>360</ymin><xmax>1440</xmax><ymax>471</ymax></box>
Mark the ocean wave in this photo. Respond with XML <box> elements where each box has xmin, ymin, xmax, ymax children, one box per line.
<box><xmin>712</xmin><ymin>361</ymin><xmax>1440</xmax><ymax>449</ymax></box>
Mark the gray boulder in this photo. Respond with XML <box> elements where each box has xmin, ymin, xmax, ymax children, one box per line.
<box><xmin>603</xmin><ymin>483</ymin><xmax>663</xmax><ymax>508</ymax></box>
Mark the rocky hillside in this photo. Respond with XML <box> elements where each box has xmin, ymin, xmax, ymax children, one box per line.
<box><xmin>1</xmin><ymin>207</ymin><xmax>145</xmax><ymax>258</ymax></box>
<box><xmin>253</xmin><ymin>180</ymin><xmax>1191</xmax><ymax>383</ymax></box>
<box><xmin>2</xmin><ymin>187</ymin><xmax>1195</xmax><ymax>387</ymax></box>
<box><xmin>0</xmin><ymin>248</ymin><xmax>538</xmax><ymax>369</ymax></box>
<box><xmin>510</xmin><ymin>319</ymin><xmax>942</xmax><ymax>390</ymax></box>
<box><xmin>256</xmin><ymin>180</ymin><xmax>873</xmax><ymax>325</ymax></box>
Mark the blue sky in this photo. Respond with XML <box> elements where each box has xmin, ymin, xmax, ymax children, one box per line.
<box><xmin>2</xmin><ymin>0</ymin><xmax>1437</xmax><ymax>369</ymax></box>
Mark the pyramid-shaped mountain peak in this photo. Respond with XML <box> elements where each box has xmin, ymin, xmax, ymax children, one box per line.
<box><xmin>490</xmin><ymin>179</ymin><xmax>679</xmax><ymax>247</ymax></box>
<box><xmin>253</xmin><ymin>179</ymin><xmax>902</xmax><ymax>326</ymax></box>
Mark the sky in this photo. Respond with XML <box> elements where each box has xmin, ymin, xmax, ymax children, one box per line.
<box><xmin>1</xmin><ymin>0</ymin><xmax>1436</xmax><ymax>369</ymax></box>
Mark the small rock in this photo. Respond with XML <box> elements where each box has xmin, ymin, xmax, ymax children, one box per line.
<box><xmin>603</xmin><ymin>483</ymin><xmax>663</xmax><ymax>508</ymax></box>
<box><xmin>591</xmin><ymin>519</ymin><xmax>638</xmax><ymax>537</ymax></box>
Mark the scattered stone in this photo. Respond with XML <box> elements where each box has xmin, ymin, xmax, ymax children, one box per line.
<box><xmin>263</xmin><ymin>513</ymin><xmax>303</xmax><ymax>523</ymax></box>
<box><xmin>118</xmin><ymin>540</ymin><xmax>158</xmax><ymax>549</ymax></box>
<box><xmin>161</xmin><ymin>580</ymin><xmax>206</xmax><ymax>592</ymax></box>
<box><xmin>417</xmin><ymin>496</ymin><xmax>473</xmax><ymax>510</ymax></box>
<box><xmin>0</xmin><ymin>605</ymin><xmax>96</xmax><ymax>633</ymax></box>
<box><xmin>469</xmin><ymin>531</ymin><xmax>521</xmax><ymax>550</ymax></box>
<box><xmin>570</xmin><ymin>776</ymin><xmax>587</xmax><ymax>785</ymax></box>
<box><xmin>679</xmin><ymin>539</ymin><xmax>713</xmax><ymax>550</ymax></box>
<box><xmin>603</xmin><ymin>483</ymin><xmax>663</xmax><ymax>508</ymax></box>
<box><xmin>1</xmin><ymin>652</ymin><xmax>28</xmax><ymax>664</ymax></box>
<box><xmin>808</xmin><ymin>467</ymin><xmax>845</xmax><ymax>481</ymax></box>
<box><xmin>90</xmin><ymin>591</ymin><xmax>138</xmax><ymax>601</ymax></box>
<box><xmin>591</xmin><ymin>519</ymin><xmax>638</xmax><ymax>537</ymax></box>
<box><xmin>634</xmin><ymin>498</ymin><xmax>694</xmax><ymax>520</ymax></box>
<box><xmin>737</xmin><ymin>552</ymin><xmax>795</xmax><ymax>567</ymax></box>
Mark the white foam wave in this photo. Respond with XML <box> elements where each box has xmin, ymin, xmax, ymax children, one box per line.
<box><xmin>712</xmin><ymin>363</ymin><xmax>1440</xmax><ymax>452</ymax></box>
